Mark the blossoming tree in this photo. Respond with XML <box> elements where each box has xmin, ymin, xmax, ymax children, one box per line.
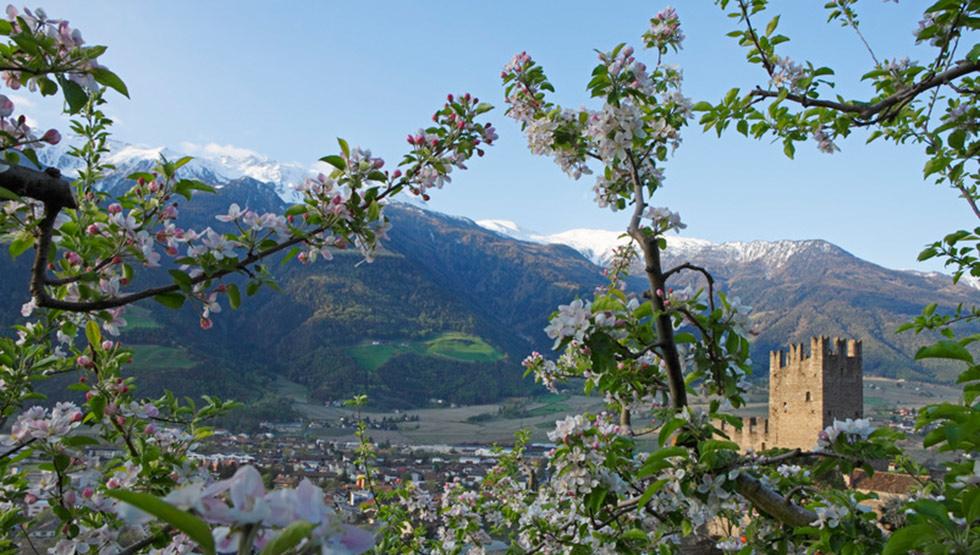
<box><xmin>367</xmin><ymin>4</ymin><xmax>978</xmax><ymax>554</ymax></box>
<box><xmin>0</xmin><ymin>5</ymin><xmax>496</xmax><ymax>554</ymax></box>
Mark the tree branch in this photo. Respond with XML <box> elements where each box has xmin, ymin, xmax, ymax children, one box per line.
<box><xmin>663</xmin><ymin>262</ymin><xmax>716</xmax><ymax>312</ymax></box>
<box><xmin>0</xmin><ymin>165</ymin><xmax>76</xmax><ymax>210</ymax></box>
<box><xmin>748</xmin><ymin>59</ymin><xmax>980</xmax><ymax>122</ymax></box>
<box><xmin>734</xmin><ymin>474</ymin><xmax>817</xmax><ymax>527</ymax></box>
<box><xmin>1</xmin><ymin>437</ymin><xmax>36</xmax><ymax>459</ymax></box>
<box><xmin>625</xmin><ymin>152</ymin><xmax>687</xmax><ymax>409</ymax></box>
<box><xmin>34</xmin><ymin>227</ymin><xmax>325</xmax><ymax>312</ymax></box>
<box><xmin>117</xmin><ymin>526</ymin><xmax>171</xmax><ymax>555</ymax></box>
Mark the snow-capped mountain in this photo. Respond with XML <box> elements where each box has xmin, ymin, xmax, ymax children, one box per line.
<box><xmin>477</xmin><ymin>218</ymin><xmax>831</xmax><ymax>272</ymax></box>
<box><xmin>35</xmin><ymin>139</ymin><xmax>317</xmax><ymax>202</ymax></box>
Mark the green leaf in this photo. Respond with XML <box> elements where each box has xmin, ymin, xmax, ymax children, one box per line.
<box><xmin>85</xmin><ymin>320</ymin><xmax>102</xmax><ymax>348</ymax></box>
<box><xmin>226</xmin><ymin>284</ymin><xmax>241</xmax><ymax>310</ymax></box>
<box><xmin>61</xmin><ymin>435</ymin><xmax>99</xmax><ymax>448</ymax></box>
<box><xmin>91</xmin><ymin>66</ymin><xmax>129</xmax><ymax>97</ymax></box>
<box><xmin>8</xmin><ymin>234</ymin><xmax>33</xmax><ymax>258</ymax></box>
<box><xmin>337</xmin><ymin>137</ymin><xmax>350</xmax><ymax>158</ymax></box>
<box><xmin>765</xmin><ymin>15</ymin><xmax>780</xmax><ymax>36</ymax></box>
<box><xmin>153</xmin><ymin>292</ymin><xmax>186</xmax><ymax>309</ymax></box>
<box><xmin>105</xmin><ymin>490</ymin><xmax>215</xmax><ymax>555</ymax></box>
<box><xmin>258</xmin><ymin>521</ymin><xmax>315</xmax><ymax>555</ymax></box>
<box><xmin>783</xmin><ymin>141</ymin><xmax>795</xmax><ymax>159</ymax></box>
<box><xmin>284</xmin><ymin>204</ymin><xmax>307</xmax><ymax>216</ymax></box>
<box><xmin>0</xmin><ymin>186</ymin><xmax>19</xmax><ymax>201</ymax></box>
<box><xmin>168</xmin><ymin>270</ymin><xmax>193</xmax><ymax>292</ymax></box>
<box><xmin>883</xmin><ymin>524</ymin><xmax>932</xmax><ymax>555</ymax></box>
<box><xmin>319</xmin><ymin>155</ymin><xmax>346</xmax><ymax>171</ymax></box>
<box><xmin>915</xmin><ymin>341</ymin><xmax>974</xmax><ymax>363</ymax></box>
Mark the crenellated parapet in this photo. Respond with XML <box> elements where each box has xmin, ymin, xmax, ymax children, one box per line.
<box><xmin>719</xmin><ymin>416</ymin><xmax>771</xmax><ymax>452</ymax></box>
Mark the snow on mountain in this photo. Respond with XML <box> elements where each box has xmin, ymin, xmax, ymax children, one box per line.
<box><xmin>475</xmin><ymin>219</ymin><xmax>850</xmax><ymax>276</ymax></box>
<box><xmin>35</xmin><ymin>138</ymin><xmax>317</xmax><ymax>203</ymax></box>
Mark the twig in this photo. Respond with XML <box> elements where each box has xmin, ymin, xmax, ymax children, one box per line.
<box><xmin>1</xmin><ymin>437</ymin><xmax>36</xmax><ymax>459</ymax></box>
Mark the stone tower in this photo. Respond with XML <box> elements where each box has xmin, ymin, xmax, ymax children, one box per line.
<box><xmin>720</xmin><ymin>337</ymin><xmax>863</xmax><ymax>451</ymax></box>
<box><xmin>768</xmin><ymin>336</ymin><xmax>863</xmax><ymax>450</ymax></box>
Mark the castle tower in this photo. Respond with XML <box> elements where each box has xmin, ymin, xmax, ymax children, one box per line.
<box><xmin>767</xmin><ymin>337</ymin><xmax>863</xmax><ymax>450</ymax></box>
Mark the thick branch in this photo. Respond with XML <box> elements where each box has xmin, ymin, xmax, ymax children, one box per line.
<box><xmin>748</xmin><ymin>59</ymin><xmax>980</xmax><ymax>121</ymax></box>
<box><xmin>0</xmin><ymin>165</ymin><xmax>76</xmax><ymax>210</ymax></box>
<box><xmin>734</xmin><ymin>474</ymin><xmax>816</xmax><ymax>527</ymax></box>
<box><xmin>625</xmin><ymin>154</ymin><xmax>687</xmax><ymax>409</ymax></box>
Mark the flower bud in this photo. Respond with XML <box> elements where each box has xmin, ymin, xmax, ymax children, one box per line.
<box><xmin>107</xmin><ymin>203</ymin><xmax>122</xmax><ymax>214</ymax></box>
<box><xmin>76</xmin><ymin>355</ymin><xmax>93</xmax><ymax>368</ymax></box>
<box><xmin>41</xmin><ymin>128</ymin><xmax>61</xmax><ymax>145</ymax></box>
<box><xmin>0</xmin><ymin>95</ymin><xmax>13</xmax><ymax>117</ymax></box>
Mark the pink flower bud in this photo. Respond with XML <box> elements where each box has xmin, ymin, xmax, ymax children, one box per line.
<box><xmin>86</xmin><ymin>224</ymin><xmax>100</xmax><ymax>235</ymax></box>
<box><xmin>76</xmin><ymin>355</ymin><xmax>93</xmax><ymax>368</ymax></box>
<box><xmin>106</xmin><ymin>478</ymin><xmax>120</xmax><ymax>489</ymax></box>
<box><xmin>392</xmin><ymin>169</ymin><xmax>402</xmax><ymax>179</ymax></box>
<box><xmin>0</xmin><ymin>95</ymin><xmax>13</xmax><ymax>118</ymax></box>
<box><xmin>82</xmin><ymin>487</ymin><xmax>93</xmax><ymax>498</ymax></box>
<box><xmin>65</xmin><ymin>251</ymin><xmax>82</xmax><ymax>266</ymax></box>
<box><xmin>41</xmin><ymin>128</ymin><xmax>61</xmax><ymax>145</ymax></box>
<box><xmin>107</xmin><ymin>203</ymin><xmax>122</xmax><ymax>215</ymax></box>
<box><xmin>200</xmin><ymin>317</ymin><xmax>213</xmax><ymax>330</ymax></box>
<box><xmin>25</xmin><ymin>493</ymin><xmax>37</xmax><ymax>505</ymax></box>
<box><xmin>71</xmin><ymin>412</ymin><xmax>83</xmax><ymax>423</ymax></box>
<box><xmin>85</xmin><ymin>391</ymin><xmax>96</xmax><ymax>401</ymax></box>
<box><xmin>63</xmin><ymin>490</ymin><xmax>76</xmax><ymax>505</ymax></box>
<box><xmin>447</xmin><ymin>93</ymin><xmax>454</xmax><ymax>102</ymax></box>
<box><xmin>144</xmin><ymin>423</ymin><xmax>156</xmax><ymax>435</ymax></box>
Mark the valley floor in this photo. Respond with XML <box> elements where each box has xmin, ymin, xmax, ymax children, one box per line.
<box><xmin>271</xmin><ymin>375</ymin><xmax>960</xmax><ymax>451</ymax></box>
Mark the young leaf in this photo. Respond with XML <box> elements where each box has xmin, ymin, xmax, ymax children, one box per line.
<box><xmin>258</xmin><ymin>521</ymin><xmax>315</xmax><ymax>555</ymax></box>
<box><xmin>154</xmin><ymin>292</ymin><xmax>186</xmax><ymax>309</ymax></box>
<box><xmin>105</xmin><ymin>490</ymin><xmax>215</xmax><ymax>555</ymax></box>
<box><xmin>85</xmin><ymin>320</ymin><xmax>102</xmax><ymax>348</ymax></box>
<box><xmin>91</xmin><ymin>66</ymin><xmax>130</xmax><ymax>97</ymax></box>
<box><xmin>226</xmin><ymin>283</ymin><xmax>241</xmax><ymax>310</ymax></box>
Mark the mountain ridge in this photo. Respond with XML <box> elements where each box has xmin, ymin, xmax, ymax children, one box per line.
<box><xmin>1</xmin><ymin>141</ymin><xmax>974</xmax><ymax>413</ymax></box>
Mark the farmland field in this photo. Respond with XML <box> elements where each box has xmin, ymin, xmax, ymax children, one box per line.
<box><xmin>348</xmin><ymin>332</ymin><xmax>504</xmax><ymax>370</ymax></box>
<box><xmin>128</xmin><ymin>344</ymin><xmax>197</xmax><ymax>370</ymax></box>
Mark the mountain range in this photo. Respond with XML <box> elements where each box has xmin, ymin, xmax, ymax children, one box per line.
<box><xmin>1</xmin><ymin>141</ymin><xmax>975</xmax><ymax>419</ymax></box>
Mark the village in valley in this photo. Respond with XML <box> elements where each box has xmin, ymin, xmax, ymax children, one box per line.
<box><xmin>7</xmin><ymin>336</ymin><xmax>961</xmax><ymax>543</ymax></box>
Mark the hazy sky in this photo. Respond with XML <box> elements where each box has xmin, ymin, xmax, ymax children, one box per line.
<box><xmin>23</xmin><ymin>1</ymin><xmax>966</xmax><ymax>272</ymax></box>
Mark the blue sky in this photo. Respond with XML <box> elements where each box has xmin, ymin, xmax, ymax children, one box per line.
<box><xmin>25</xmin><ymin>1</ymin><xmax>966</xmax><ymax>272</ymax></box>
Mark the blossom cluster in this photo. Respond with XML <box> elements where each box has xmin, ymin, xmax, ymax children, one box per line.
<box><xmin>4</xmin><ymin>5</ymin><xmax>98</xmax><ymax>91</ymax></box>
<box><xmin>643</xmin><ymin>6</ymin><xmax>685</xmax><ymax>53</ymax></box>
<box><xmin>10</xmin><ymin>402</ymin><xmax>83</xmax><ymax>441</ymax></box>
<box><xmin>119</xmin><ymin>466</ymin><xmax>373</xmax><ymax>554</ymax></box>
<box><xmin>816</xmin><ymin>417</ymin><xmax>875</xmax><ymax>451</ymax></box>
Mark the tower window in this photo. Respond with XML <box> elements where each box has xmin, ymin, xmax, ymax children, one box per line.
<box><xmin>783</xmin><ymin>402</ymin><xmax>788</xmax><ymax>413</ymax></box>
<box><xmin>805</xmin><ymin>391</ymin><xmax>811</xmax><ymax>402</ymax></box>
